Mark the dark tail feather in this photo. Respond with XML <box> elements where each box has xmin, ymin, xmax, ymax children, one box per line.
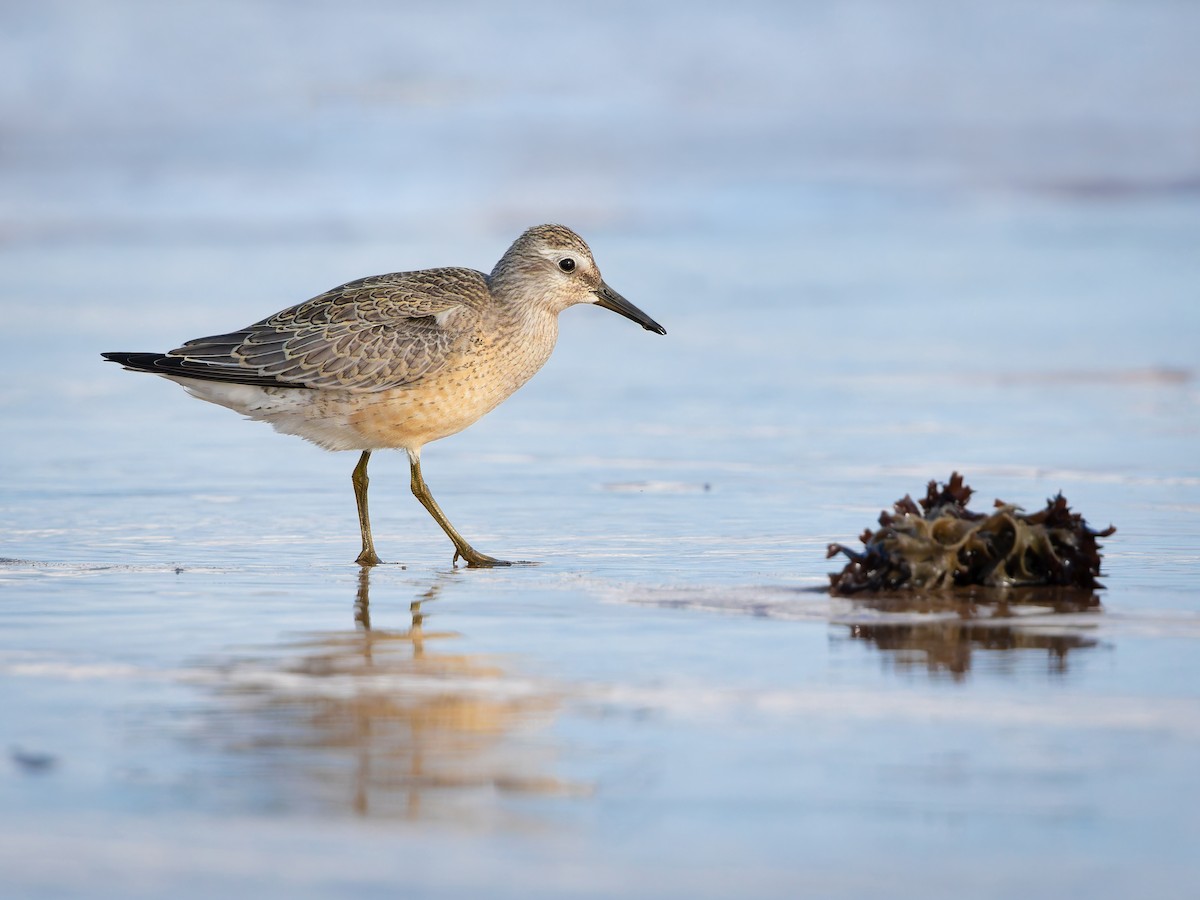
<box><xmin>101</xmin><ymin>350</ymin><xmax>296</xmax><ymax>387</ymax></box>
<box><xmin>101</xmin><ymin>351</ymin><xmax>172</xmax><ymax>374</ymax></box>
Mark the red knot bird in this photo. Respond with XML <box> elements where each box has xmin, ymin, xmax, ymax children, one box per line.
<box><xmin>103</xmin><ymin>224</ymin><xmax>665</xmax><ymax>567</ymax></box>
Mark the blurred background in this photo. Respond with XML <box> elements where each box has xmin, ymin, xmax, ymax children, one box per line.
<box><xmin>2</xmin><ymin>2</ymin><xmax>1199</xmax><ymax>898</ymax></box>
<box><xmin>3</xmin><ymin>0</ymin><xmax>1197</xmax><ymax>525</ymax></box>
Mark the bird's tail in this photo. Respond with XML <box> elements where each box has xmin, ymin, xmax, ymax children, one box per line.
<box><xmin>101</xmin><ymin>351</ymin><xmax>172</xmax><ymax>374</ymax></box>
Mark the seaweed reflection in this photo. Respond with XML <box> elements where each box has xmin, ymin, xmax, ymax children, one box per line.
<box><xmin>836</xmin><ymin>588</ymin><xmax>1102</xmax><ymax>680</ymax></box>
<box><xmin>203</xmin><ymin>569</ymin><xmax>578</xmax><ymax>821</ymax></box>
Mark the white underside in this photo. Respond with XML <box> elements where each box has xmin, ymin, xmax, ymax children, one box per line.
<box><xmin>167</xmin><ymin>376</ymin><xmax>395</xmax><ymax>453</ymax></box>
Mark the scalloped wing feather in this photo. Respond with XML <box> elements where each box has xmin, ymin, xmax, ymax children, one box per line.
<box><xmin>166</xmin><ymin>268</ymin><xmax>487</xmax><ymax>392</ymax></box>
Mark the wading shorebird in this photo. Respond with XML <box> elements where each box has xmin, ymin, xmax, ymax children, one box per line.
<box><xmin>103</xmin><ymin>224</ymin><xmax>665</xmax><ymax>567</ymax></box>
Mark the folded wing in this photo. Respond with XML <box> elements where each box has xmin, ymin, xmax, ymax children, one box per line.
<box><xmin>106</xmin><ymin>268</ymin><xmax>487</xmax><ymax>393</ymax></box>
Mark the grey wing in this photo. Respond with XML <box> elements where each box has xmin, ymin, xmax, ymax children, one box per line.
<box><xmin>166</xmin><ymin>268</ymin><xmax>487</xmax><ymax>392</ymax></box>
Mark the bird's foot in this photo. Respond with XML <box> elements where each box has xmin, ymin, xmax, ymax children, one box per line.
<box><xmin>356</xmin><ymin>548</ymin><xmax>381</xmax><ymax>567</ymax></box>
<box><xmin>453</xmin><ymin>548</ymin><xmax>514</xmax><ymax>568</ymax></box>
<box><xmin>453</xmin><ymin>550</ymin><xmax>543</xmax><ymax>568</ymax></box>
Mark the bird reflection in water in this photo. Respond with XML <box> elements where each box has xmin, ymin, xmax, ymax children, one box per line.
<box><xmin>205</xmin><ymin>568</ymin><xmax>582</xmax><ymax>821</ymax></box>
<box><xmin>835</xmin><ymin>588</ymin><xmax>1103</xmax><ymax>680</ymax></box>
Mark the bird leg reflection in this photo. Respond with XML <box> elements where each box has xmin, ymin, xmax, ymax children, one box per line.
<box><xmin>355</xmin><ymin>566</ymin><xmax>438</xmax><ymax>642</ymax></box>
<box><xmin>199</xmin><ymin>568</ymin><xmax>576</xmax><ymax>821</ymax></box>
<box><xmin>355</xmin><ymin>566</ymin><xmax>372</xmax><ymax>631</ymax></box>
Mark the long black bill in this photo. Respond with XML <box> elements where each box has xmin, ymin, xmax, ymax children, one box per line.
<box><xmin>593</xmin><ymin>282</ymin><xmax>667</xmax><ymax>335</ymax></box>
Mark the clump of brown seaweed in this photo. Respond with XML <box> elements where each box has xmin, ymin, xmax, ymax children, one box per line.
<box><xmin>827</xmin><ymin>473</ymin><xmax>1115</xmax><ymax>595</ymax></box>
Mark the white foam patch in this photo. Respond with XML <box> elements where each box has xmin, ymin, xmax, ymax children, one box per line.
<box><xmin>574</xmin><ymin>681</ymin><xmax>1200</xmax><ymax>737</ymax></box>
<box><xmin>0</xmin><ymin>650</ymin><xmax>554</xmax><ymax>704</ymax></box>
<box><xmin>590</xmin><ymin>578</ymin><xmax>1200</xmax><ymax>639</ymax></box>
<box><xmin>0</xmin><ymin>559</ymin><xmax>239</xmax><ymax>581</ymax></box>
<box><xmin>602</xmin><ymin>583</ymin><xmax>832</xmax><ymax>621</ymax></box>
<box><xmin>5</xmin><ymin>642</ymin><xmax>1200</xmax><ymax>739</ymax></box>
<box><xmin>178</xmin><ymin>665</ymin><xmax>555</xmax><ymax>703</ymax></box>
<box><xmin>601</xmin><ymin>481</ymin><xmax>712</xmax><ymax>494</ymax></box>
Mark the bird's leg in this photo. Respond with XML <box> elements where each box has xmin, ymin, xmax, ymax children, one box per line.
<box><xmin>406</xmin><ymin>449</ymin><xmax>511</xmax><ymax>567</ymax></box>
<box><xmin>352</xmin><ymin>450</ymin><xmax>381</xmax><ymax>566</ymax></box>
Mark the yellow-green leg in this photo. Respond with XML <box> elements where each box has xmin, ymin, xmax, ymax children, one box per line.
<box><xmin>352</xmin><ymin>450</ymin><xmax>381</xmax><ymax>566</ymax></box>
<box><xmin>407</xmin><ymin>448</ymin><xmax>511</xmax><ymax>567</ymax></box>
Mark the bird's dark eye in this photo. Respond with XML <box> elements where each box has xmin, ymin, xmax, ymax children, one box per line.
<box><xmin>558</xmin><ymin>258</ymin><xmax>576</xmax><ymax>272</ymax></box>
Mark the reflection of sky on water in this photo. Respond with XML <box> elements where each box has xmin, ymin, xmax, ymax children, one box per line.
<box><xmin>3</xmin><ymin>560</ymin><xmax>1200</xmax><ymax>899</ymax></box>
<box><xmin>187</xmin><ymin>579</ymin><xmax>1108</xmax><ymax>822</ymax></box>
<box><xmin>623</xmin><ymin>583</ymin><xmax>1106</xmax><ymax>680</ymax></box>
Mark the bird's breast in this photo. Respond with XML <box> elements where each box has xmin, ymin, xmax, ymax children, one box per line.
<box><xmin>346</xmin><ymin>308</ymin><xmax>559</xmax><ymax>449</ymax></box>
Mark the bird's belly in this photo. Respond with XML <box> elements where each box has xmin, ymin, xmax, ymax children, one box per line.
<box><xmin>347</xmin><ymin>377</ymin><xmax>514</xmax><ymax>449</ymax></box>
<box><xmin>169</xmin><ymin>347</ymin><xmax>544</xmax><ymax>452</ymax></box>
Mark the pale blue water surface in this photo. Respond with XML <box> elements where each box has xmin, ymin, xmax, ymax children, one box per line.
<box><xmin>2</xmin><ymin>2</ymin><xmax>1200</xmax><ymax>898</ymax></box>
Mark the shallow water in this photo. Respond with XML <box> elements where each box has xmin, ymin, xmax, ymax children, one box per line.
<box><xmin>3</xmin><ymin>2</ymin><xmax>1200</xmax><ymax>898</ymax></box>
